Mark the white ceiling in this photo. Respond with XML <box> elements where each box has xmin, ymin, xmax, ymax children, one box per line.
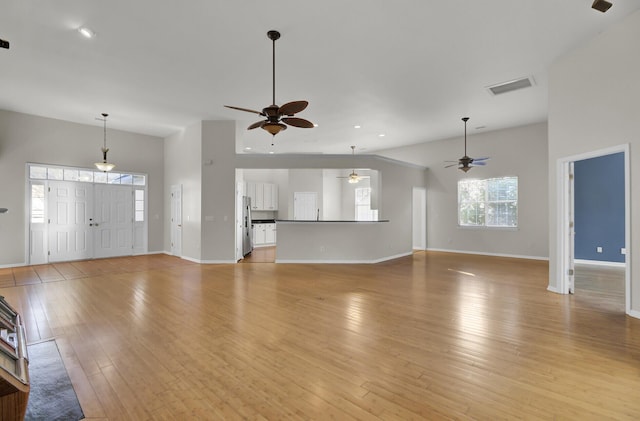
<box><xmin>1</xmin><ymin>1</ymin><xmax>638</xmax><ymax>155</ymax></box>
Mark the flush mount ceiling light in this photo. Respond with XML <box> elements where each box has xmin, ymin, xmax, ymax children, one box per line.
<box><xmin>78</xmin><ymin>27</ymin><xmax>95</xmax><ymax>39</ymax></box>
<box><xmin>592</xmin><ymin>0</ymin><xmax>613</xmax><ymax>13</ymax></box>
<box><xmin>94</xmin><ymin>113</ymin><xmax>115</xmax><ymax>172</ymax></box>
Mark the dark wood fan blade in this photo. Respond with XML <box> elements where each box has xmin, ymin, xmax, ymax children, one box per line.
<box><xmin>471</xmin><ymin>161</ymin><xmax>487</xmax><ymax>166</ymax></box>
<box><xmin>473</xmin><ymin>157</ymin><xmax>490</xmax><ymax>161</ymax></box>
<box><xmin>279</xmin><ymin>101</ymin><xmax>308</xmax><ymax>116</ymax></box>
<box><xmin>282</xmin><ymin>117</ymin><xmax>314</xmax><ymax>128</ymax></box>
<box><xmin>247</xmin><ymin>120</ymin><xmax>265</xmax><ymax>130</ymax></box>
<box><xmin>444</xmin><ymin>163</ymin><xmax>459</xmax><ymax>168</ymax></box>
<box><xmin>225</xmin><ymin>105</ymin><xmax>264</xmax><ymax>115</ymax></box>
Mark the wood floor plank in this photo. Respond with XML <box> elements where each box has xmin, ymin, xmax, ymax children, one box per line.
<box><xmin>1</xmin><ymin>252</ymin><xmax>638</xmax><ymax>420</ymax></box>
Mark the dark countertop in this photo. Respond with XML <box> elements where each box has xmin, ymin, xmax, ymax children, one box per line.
<box><xmin>251</xmin><ymin>219</ymin><xmax>276</xmax><ymax>224</ymax></box>
<box><xmin>276</xmin><ymin>220</ymin><xmax>389</xmax><ymax>223</ymax></box>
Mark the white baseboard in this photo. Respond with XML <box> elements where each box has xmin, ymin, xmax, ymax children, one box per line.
<box><xmin>0</xmin><ymin>262</ymin><xmax>26</xmax><ymax>269</ymax></box>
<box><xmin>575</xmin><ymin>259</ymin><xmax>625</xmax><ymax>268</ymax></box>
<box><xmin>276</xmin><ymin>251</ymin><xmax>413</xmax><ymax>265</ymax></box>
<box><xmin>426</xmin><ymin>248</ymin><xmax>549</xmax><ymax>261</ymax></box>
<box><xmin>627</xmin><ymin>309</ymin><xmax>640</xmax><ymax>320</ymax></box>
<box><xmin>547</xmin><ymin>285</ymin><xmax>563</xmax><ymax>294</ymax></box>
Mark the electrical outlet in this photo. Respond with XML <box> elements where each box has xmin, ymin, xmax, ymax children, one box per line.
<box><xmin>621</xmin><ymin>248</ymin><xmax>627</xmax><ymax>255</ymax></box>
<box><xmin>320</xmin><ymin>246</ymin><xmax>325</xmax><ymax>252</ymax></box>
<box><xmin>596</xmin><ymin>247</ymin><xmax>603</xmax><ymax>253</ymax></box>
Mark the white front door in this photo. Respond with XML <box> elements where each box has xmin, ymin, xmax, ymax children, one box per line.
<box><xmin>48</xmin><ymin>181</ymin><xmax>93</xmax><ymax>262</ymax></box>
<box><xmin>412</xmin><ymin>187</ymin><xmax>427</xmax><ymax>250</ymax></box>
<box><xmin>293</xmin><ymin>192</ymin><xmax>318</xmax><ymax>221</ymax></box>
<box><xmin>94</xmin><ymin>184</ymin><xmax>133</xmax><ymax>258</ymax></box>
<box><xmin>170</xmin><ymin>185</ymin><xmax>183</xmax><ymax>256</ymax></box>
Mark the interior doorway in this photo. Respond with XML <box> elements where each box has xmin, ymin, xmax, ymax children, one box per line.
<box><xmin>557</xmin><ymin>144</ymin><xmax>630</xmax><ymax>315</ymax></box>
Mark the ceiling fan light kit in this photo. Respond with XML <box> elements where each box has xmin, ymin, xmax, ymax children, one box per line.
<box><xmin>224</xmin><ymin>30</ymin><xmax>314</xmax><ymax>139</ymax></box>
<box><xmin>94</xmin><ymin>113</ymin><xmax>116</xmax><ymax>172</ymax></box>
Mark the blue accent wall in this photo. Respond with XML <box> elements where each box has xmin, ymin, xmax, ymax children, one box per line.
<box><xmin>574</xmin><ymin>152</ymin><xmax>625</xmax><ymax>263</ymax></box>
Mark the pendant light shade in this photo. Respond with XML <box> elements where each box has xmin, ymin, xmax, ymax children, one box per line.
<box><xmin>94</xmin><ymin>113</ymin><xmax>115</xmax><ymax>172</ymax></box>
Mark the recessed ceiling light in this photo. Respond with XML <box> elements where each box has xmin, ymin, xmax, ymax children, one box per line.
<box><xmin>269</xmin><ymin>151</ymin><xmax>275</xmax><ymax>154</ymax></box>
<box><xmin>78</xmin><ymin>27</ymin><xmax>95</xmax><ymax>39</ymax></box>
<box><xmin>354</xmin><ymin>125</ymin><xmax>361</xmax><ymax>129</ymax></box>
<box><xmin>313</xmin><ymin>123</ymin><xmax>318</xmax><ymax>127</ymax></box>
<box><xmin>378</xmin><ymin>133</ymin><xmax>385</xmax><ymax>137</ymax></box>
<box><xmin>244</xmin><ymin>146</ymin><xmax>252</xmax><ymax>150</ymax></box>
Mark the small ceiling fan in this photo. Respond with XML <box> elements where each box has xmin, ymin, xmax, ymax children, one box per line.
<box><xmin>338</xmin><ymin>146</ymin><xmax>370</xmax><ymax>184</ymax></box>
<box><xmin>445</xmin><ymin>117</ymin><xmax>489</xmax><ymax>172</ymax></box>
<box><xmin>225</xmin><ymin>30</ymin><xmax>314</xmax><ymax>138</ymax></box>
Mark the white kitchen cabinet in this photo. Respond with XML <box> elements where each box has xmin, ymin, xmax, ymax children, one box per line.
<box><xmin>246</xmin><ymin>182</ymin><xmax>278</xmax><ymax>211</ymax></box>
<box><xmin>265</xmin><ymin>223</ymin><xmax>276</xmax><ymax>244</ymax></box>
<box><xmin>253</xmin><ymin>223</ymin><xmax>266</xmax><ymax>245</ymax></box>
<box><xmin>252</xmin><ymin>223</ymin><xmax>276</xmax><ymax>247</ymax></box>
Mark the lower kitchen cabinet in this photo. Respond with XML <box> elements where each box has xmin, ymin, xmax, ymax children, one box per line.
<box><xmin>253</xmin><ymin>223</ymin><xmax>276</xmax><ymax>247</ymax></box>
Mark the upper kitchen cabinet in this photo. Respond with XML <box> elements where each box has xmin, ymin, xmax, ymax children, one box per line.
<box><xmin>246</xmin><ymin>181</ymin><xmax>278</xmax><ymax>211</ymax></box>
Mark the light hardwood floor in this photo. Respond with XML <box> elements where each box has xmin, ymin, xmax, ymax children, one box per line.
<box><xmin>1</xmin><ymin>252</ymin><xmax>639</xmax><ymax>420</ymax></box>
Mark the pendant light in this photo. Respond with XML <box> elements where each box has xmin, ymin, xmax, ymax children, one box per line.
<box><xmin>94</xmin><ymin>113</ymin><xmax>115</xmax><ymax>172</ymax></box>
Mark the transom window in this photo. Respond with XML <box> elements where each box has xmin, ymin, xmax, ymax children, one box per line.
<box><xmin>458</xmin><ymin>177</ymin><xmax>518</xmax><ymax>227</ymax></box>
<box><xmin>28</xmin><ymin>164</ymin><xmax>146</xmax><ymax>186</ymax></box>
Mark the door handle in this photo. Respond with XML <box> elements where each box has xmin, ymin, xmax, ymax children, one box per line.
<box><xmin>94</xmin><ymin>223</ymin><xmax>99</xmax><ymax>227</ymax></box>
<box><xmin>89</xmin><ymin>223</ymin><xmax>93</xmax><ymax>226</ymax></box>
<box><xmin>178</xmin><ymin>224</ymin><xmax>182</xmax><ymax>227</ymax></box>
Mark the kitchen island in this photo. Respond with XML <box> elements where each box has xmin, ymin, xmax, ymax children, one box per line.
<box><xmin>275</xmin><ymin>219</ymin><xmax>411</xmax><ymax>264</ymax></box>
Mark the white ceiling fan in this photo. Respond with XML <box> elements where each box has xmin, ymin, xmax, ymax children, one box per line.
<box><xmin>337</xmin><ymin>146</ymin><xmax>370</xmax><ymax>184</ymax></box>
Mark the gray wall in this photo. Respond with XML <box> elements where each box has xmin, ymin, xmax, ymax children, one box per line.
<box><xmin>548</xmin><ymin>10</ymin><xmax>640</xmax><ymax>313</ymax></box>
<box><xmin>0</xmin><ymin>110</ymin><xmax>164</xmax><ymax>266</ymax></box>
<box><xmin>378</xmin><ymin>122</ymin><xmax>548</xmax><ymax>259</ymax></box>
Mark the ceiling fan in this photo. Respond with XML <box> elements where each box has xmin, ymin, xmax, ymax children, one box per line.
<box><xmin>445</xmin><ymin>117</ymin><xmax>489</xmax><ymax>173</ymax></box>
<box><xmin>224</xmin><ymin>30</ymin><xmax>314</xmax><ymax>138</ymax></box>
<box><xmin>338</xmin><ymin>146</ymin><xmax>370</xmax><ymax>184</ymax></box>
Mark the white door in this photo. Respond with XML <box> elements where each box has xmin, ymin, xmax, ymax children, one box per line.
<box><xmin>94</xmin><ymin>184</ymin><xmax>133</xmax><ymax>258</ymax></box>
<box><xmin>48</xmin><ymin>181</ymin><xmax>93</xmax><ymax>262</ymax></box>
<box><xmin>412</xmin><ymin>187</ymin><xmax>427</xmax><ymax>250</ymax></box>
<box><xmin>294</xmin><ymin>192</ymin><xmax>318</xmax><ymax>221</ymax></box>
<box><xmin>171</xmin><ymin>184</ymin><xmax>183</xmax><ymax>256</ymax></box>
<box><xmin>29</xmin><ymin>182</ymin><xmax>48</xmax><ymax>265</ymax></box>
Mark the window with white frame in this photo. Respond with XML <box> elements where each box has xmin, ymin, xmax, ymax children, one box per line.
<box><xmin>355</xmin><ymin>187</ymin><xmax>378</xmax><ymax>221</ymax></box>
<box><xmin>458</xmin><ymin>177</ymin><xmax>518</xmax><ymax>227</ymax></box>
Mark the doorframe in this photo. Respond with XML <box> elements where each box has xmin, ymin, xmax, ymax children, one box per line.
<box><xmin>170</xmin><ymin>184</ymin><xmax>183</xmax><ymax>257</ymax></box>
<box><xmin>556</xmin><ymin>143</ymin><xmax>631</xmax><ymax>315</ymax></box>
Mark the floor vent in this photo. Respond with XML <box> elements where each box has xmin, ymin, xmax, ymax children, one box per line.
<box><xmin>486</xmin><ymin>77</ymin><xmax>534</xmax><ymax>96</ymax></box>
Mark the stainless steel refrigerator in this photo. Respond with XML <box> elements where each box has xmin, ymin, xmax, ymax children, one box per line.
<box><xmin>242</xmin><ymin>196</ymin><xmax>253</xmax><ymax>256</ymax></box>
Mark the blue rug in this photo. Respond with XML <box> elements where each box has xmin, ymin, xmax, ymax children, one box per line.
<box><xmin>25</xmin><ymin>340</ymin><xmax>84</xmax><ymax>421</ymax></box>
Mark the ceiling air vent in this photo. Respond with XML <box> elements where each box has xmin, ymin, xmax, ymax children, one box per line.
<box><xmin>486</xmin><ymin>77</ymin><xmax>534</xmax><ymax>96</ymax></box>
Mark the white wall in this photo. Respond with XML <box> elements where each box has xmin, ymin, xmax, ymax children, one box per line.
<box><xmin>164</xmin><ymin>121</ymin><xmax>202</xmax><ymax>260</ymax></box>
<box><xmin>0</xmin><ymin>110</ymin><xmax>164</xmax><ymax>266</ymax></box>
<box><xmin>378</xmin><ymin>122</ymin><xmax>548</xmax><ymax>259</ymax></box>
<box><xmin>548</xmin><ymin>10</ymin><xmax>640</xmax><ymax>313</ymax></box>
